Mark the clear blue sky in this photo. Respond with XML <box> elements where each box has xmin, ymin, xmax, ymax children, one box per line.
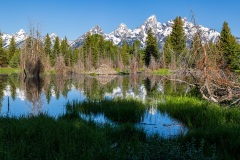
<box><xmin>0</xmin><ymin>0</ymin><xmax>239</xmax><ymax>40</ymax></box>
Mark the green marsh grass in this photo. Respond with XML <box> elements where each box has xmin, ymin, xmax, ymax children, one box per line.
<box><xmin>0</xmin><ymin>68</ymin><xmax>21</xmax><ymax>74</ymax></box>
<box><xmin>151</xmin><ymin>68</ymin><xmax>171</xmax><ymax>75</ymax></box>
<box><xmin>158</xmin><ymin>96</ymin><xmax>240</xmax><ymax>159</ymax></box>
<box><xmin>0</xmin><ymin>99</ymin><xmax>217</xmax><ymax>160</ymax></box>
<box><xmin>66</xmin><ymin>99</ymin><xmax>146</xmax><ymax>123</ymax></box>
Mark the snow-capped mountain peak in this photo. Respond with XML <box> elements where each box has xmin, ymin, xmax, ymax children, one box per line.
<box><xmin>88</xmin><ymin>25</ymin><xmax>105</xmax><ymax>35</ymax></box>
<box><xmin>116</xmin><ymin>23</ymin><xmax>129</xmax><ymax>31</ymax></box>
<box><xmin>1</xmin><ymin>29</ymin><xmax>28</xmax><ymax>48</ymax></box>
<box><xmin>49</xmin><ymin>33</ymin><xmax>57</xmax><ymax>37</ymax></box>
<box><xmin>146</xmin><ymin>15</ymin><xmax>157</xmax><ymax>23</ymax></box>
<box><xmin>70</xmin><ymin>25</ymin><xmax>105</xmax><ymax>48</ymax></box>
<box><xmin>14</xmin><ymin>29</ymin><xmax>27</xmax><ymax>43</ymax></box>
<box><xmin>142</xmin><ymin>15</ymin><xmax>158</xmax><ymax>32</ymax></box>
<box><xmin>112</xmin><ymin>23</ymin><xmax>131</xmax><ymax>37</ymax></box>
<box><xmin>17</xmin><ymin>29</ymin><xmax>26</xmax><ymax>35</ymax></box>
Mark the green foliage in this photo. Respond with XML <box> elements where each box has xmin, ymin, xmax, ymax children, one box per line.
<box><xmin>8</xmin><ymin>37</ymin><xmax>17</xmax><ymax>65</ymax></box>
<box><xmin>0</xmin><ymin>68</ymin><xmax>21</xmax><ymax>74</ymax></box>
<box><xmin>52</xmin><ymin>36</ymin><xmax>60</xmax><ymax>66</ymax></box>
<box><xmin>132</xmin><ymin>40</ymin><xmax>144</xmax><ymax>67</ymax></box>
<box><xmin>163</xmin><ymin>35</ymin><xmax>172</xmax><ymax>67</ymax></box>
<box><xmin>67</xmin><ymin>99</ymin><xmax>145</xmax><ymax>123</ymax></box>
<box><xmin>0</xmin><ymin>36</ymin><xmax>8</xmax><ymax>67</ymax></box>
<box><xmin>71</xmin><ymin>48</ymin><xmax>79</xmax><ymax>66</ymax></box>
<box><xmin>158</xmin><ymin>96</ymin><xmax>240</xmax><ymax>159</ymax></box>
<box><xmin>91</xmin><ymin>34</ymin><xmax>101</xmax><ymax>68</ymax></box>
<box><xmin>120</xmin><ymin>40</ymin><xmax>130</xmax><ymax>65</ymax></box>
<box><xmin>83</xmin><ymin>33</ymin><xmax>91</xmax><ymax>69</ymax></box>
<box><xmin>0</xmin><ymin>99</ymin><xmax>217</xmax><ymax>160</ymax></box>
<box><xmin>220</xmin><ymin>21</ymin><xmax>239</xmax><ymax>70</ymax></box>
<box><xmin>44</xmin><ymin>34</ymin><xmax>52</xmax><ymax>66</ymax></box>
<box><xmin>151</xmin><ymin>68</ymin><xmax>170</xmax><ymax>75</ymax></box>
<box><xmin>170</xmin><ymin>16</ymin><xmax>186</xmax><ymax>54</ymax></box>
<box><xmin>83</xmin><ymin>33</ymin><xmax>119</xmax><ymax>70</ymax></box>
<box><xmin>144</xmin><ymin>28</ymin><xmax>159</xmax><ymax>67</ymax></box>
<box><xmin>60</xmin><ymin>37</ymin><xmax>72</xmax><ymax>66</ymax></box>
<box><xmin>9</xmin><ymin>49</ymin><xmax>20</xmax><ymax>68</ymax></box>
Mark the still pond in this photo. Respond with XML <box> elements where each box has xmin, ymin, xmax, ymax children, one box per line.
<box><xmin>0</xmin><ymin>74</ymin><xmax>190</xmax><ymax>137</ymax></box>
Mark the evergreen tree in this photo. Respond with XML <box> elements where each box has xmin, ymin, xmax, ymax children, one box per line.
<box><xmin>68</xmin><ymin>47</ymin><xmax>73</xmax><ymax>67</ymax></box>
<box><xmin>83</xmin><ymin>33</ymin><xmax>91</xmax><ymax>70</ymax></box>
<box><xmin>60</xmin><ymin>37</ymin><xmax>70</xmax><ymax>66</ymax></box>
<box><xmin>44</xmin><ymin>34</ymin><xmax>52</xmax><ymax>65</ymax></box>
<box><xmin>52</xmin><ymin>36</ymin><xmax>60</xmax><ymax>65</ymax></box>
<box><xmin>120</xmin><ymin>40</ymin><xmax>129</xmax><ymax>66</ymax></box>
<box><xmin>163</xmin><ymin>36</ymin><xmax>172</xmax><ymax>67</ymax></box>
<box><xmin>219</xmin><ymin>21</ymin><xmax>239</xmax><ymax>69</ymax></box>
<box><xmin>8</xmin><ymin>37</ymin><xmax>17</xmax><ymax>65</ymax></box>
<box><xmin>144</xmin><ymin>28</ymin><xmax>159</xmax><ymax>67</ymax></box>
<box><xmin>0</xmin><ymin>36</ymin><xmax>8</xmax><ymax>67</ymax></box>
<box><xmin>91</xmin><ymin>34</ymin><xmax>100</xmax><ymax>68</ymax></box>
<box><xmin>132</xmin><ymin>40</ymin><xmax>141</xmax><ymax>56</ymax></box>
<box><xmin>9</xmin><ymin>49</ymin><xmax>20</xmax><ymax>68</ymax></box>
<box><xmin>170</xmin><ymin>16</ymin><xmax>186</xmax><ymax>54</ymax></box>
<box><xmin>72</xmin><ymin>48</ymin><xmax>79</xmax><ymax>66</ymax></box>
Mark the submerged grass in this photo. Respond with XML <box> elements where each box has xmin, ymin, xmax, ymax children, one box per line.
<box><xmin>0</xmin><ymin>99</ymin><xmax>217</xmax><ymax>160</ymax></box>
<box><xmin>66</xmin><ymin>99</ymin><xmax>146</xmax><ymax>123</ymax></box>
<box><xmin>158</xmin><ymin>96</ymin><xmax>240</xmax><ymax>159</ymax></box>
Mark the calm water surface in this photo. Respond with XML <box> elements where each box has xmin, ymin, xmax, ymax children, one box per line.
<box><xmin>0</xmin><ymin>74</ymin><xmax>189</xmax><ymax>137</ymax></box>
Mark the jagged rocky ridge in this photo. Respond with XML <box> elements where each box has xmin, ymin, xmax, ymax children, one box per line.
<box><xmin>71</xmin><ymin>15</ymin><xmax>221</xmax><ymax>49</ymax></box>
<box><xmin>1</xmin><ymin>15</ymin><xmax>239</xmax><ymax>49</ymax></box>
<box><xmin>1</xmin><ymin>30</ymin><xmax>60</xmax><ymax>48</ymax></box>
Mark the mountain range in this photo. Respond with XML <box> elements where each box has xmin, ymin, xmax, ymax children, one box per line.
<box><xmin>1</xmin><ymin>15</ymin><xmax>239</xmax><ymax>49</ymax></box>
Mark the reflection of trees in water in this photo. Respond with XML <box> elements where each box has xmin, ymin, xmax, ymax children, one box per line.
<box><xmin>23</xmin><ymin>76</ymin><xmax>44</xmax><ymax>116</ymax></box>
<box><xmin>0</xmin><ymin>73</ymin><xmax>194</xmax><ymax>115</ymax></box>
<box><xmin>0</xmin><ymin>75</ymin><xmax>8</xmax><ymax>111</ymax></box>
<box><xmin>83</xmin><ymin>75</ymin><xmax>118</xmax><ymax>100</ymax></box>
<box><xmin>8</xmin><ymin>74</ymin><xmax>19</xmax><ymax>100</ymax></box>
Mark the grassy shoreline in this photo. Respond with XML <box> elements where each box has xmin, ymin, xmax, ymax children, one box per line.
<box><xmin>158</xmin><ymin>96</ymin><xmax>240</xmax><ymax>160</ymax></box>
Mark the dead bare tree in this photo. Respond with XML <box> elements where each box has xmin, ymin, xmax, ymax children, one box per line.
<box><xmin>178</xmin><ymin>13</ymin><xmax>240</xmax><ymax>104</ymax></box>
<box><xmin>21</xmin><ymin>21</ymin><xmax>45</xmax><ymax>77</ymax></box>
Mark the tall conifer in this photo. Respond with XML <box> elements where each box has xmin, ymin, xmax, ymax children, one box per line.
<box><xmin>44</xmin><ymin>34</ymin><xmax>52</xmax><ymax>66</ymax></box>
<box><xmin>0</xmin><ymin>36</ymin><xmax>7</xmax><ymax>67</ymax></box>
<box><xmin>8</xmin><ymin>37</ymin><xmax>16</xmax><ymax>64</ymax></box>
<box><xmin>170</xmin><ymin>16</ymin><xmax>186</xmax><ymax>54</ymax></box>
<box><xmin>60</xmin><ymin>37</ymin><xmax>70</xmax><ymax>66</ymax></box>
<box><xmin>219</xmin><ymin>21</ymin><xmax>239</xmax><ymax>69</ymax></box>
<box><xmin>52</xmin><ymin>36</ymin><xmax>60</xmax><ymax>65</ymax></box>
<box><xmin>163</xmin><ymin>36</ymin><xmax>172</xmax><ymax>67</ymax></box>
<box><xmin>120</xmin><ymin>40</ymin><xmax>129</xmax><ymax>66</ymax></box>
<box><xmin>144</xmin><ymin>28</ymin><xmax>159</xmax><ymax>67</ymax></box>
